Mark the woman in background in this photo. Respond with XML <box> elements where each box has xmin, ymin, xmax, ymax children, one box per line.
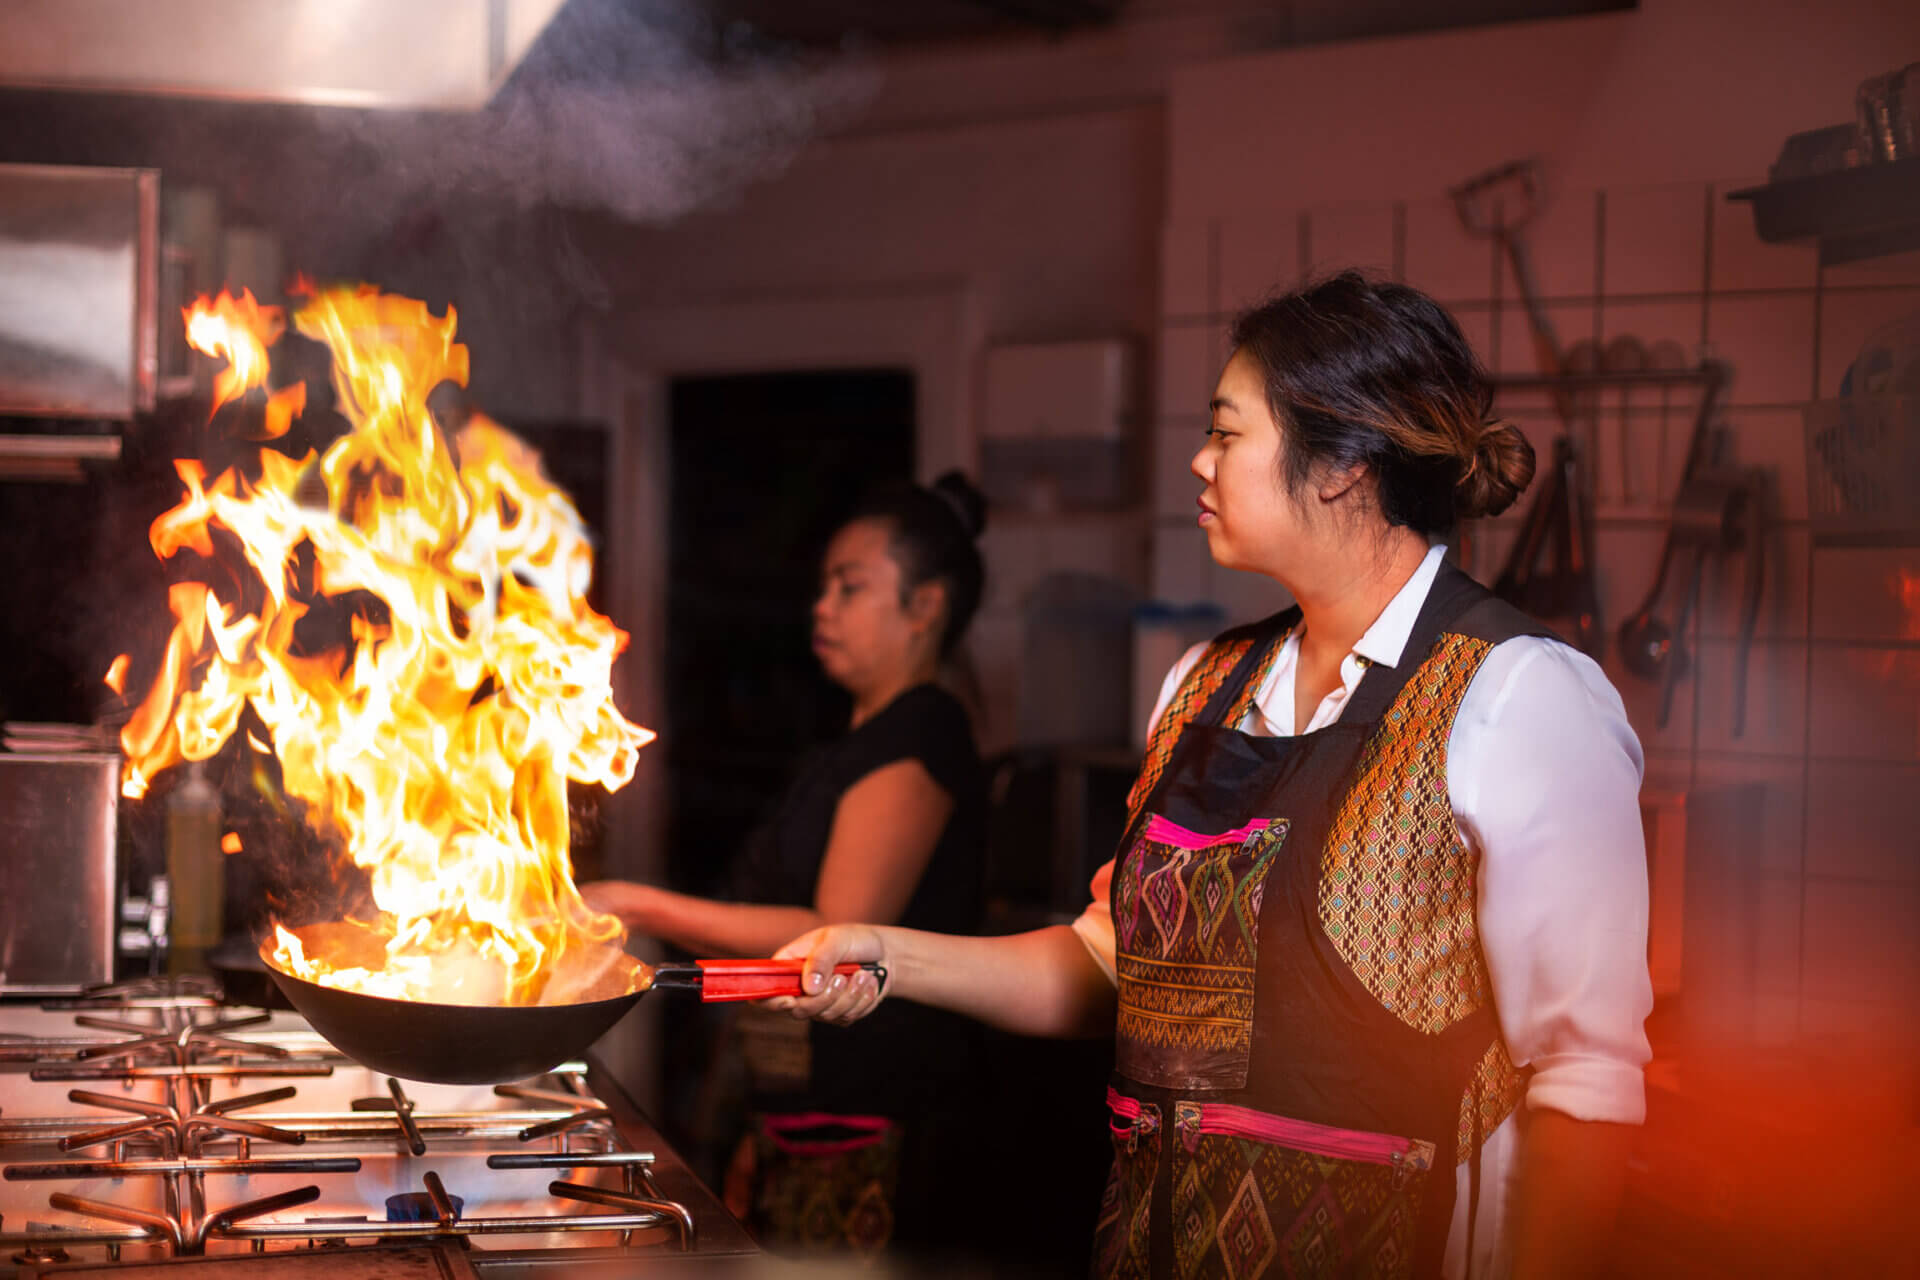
<box><xmin>584</xmin><ymin>470</ymin><xmax>990</xmax><ymax>1263</ymax></box>
<box><xmin>769</xmin><ymin>274</ymin><xmax>1653</xmax><ymax>1279</ymax></box>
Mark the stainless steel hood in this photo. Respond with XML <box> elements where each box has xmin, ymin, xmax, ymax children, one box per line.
<box><xmin>0</xmin><ymin>0</ymin><xmax>568</xmax><ymax>110</ymax></box>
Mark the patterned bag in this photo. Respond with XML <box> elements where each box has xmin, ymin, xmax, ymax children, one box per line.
<box><xmin>1170</xmin><ymin>1100</ymin><xmax>1435</xmax><ymax>1280</ymax></box>
<box><xmin>723</xmin><ymin>1111</ymin><xmax>902</xmax><ymax>1261</ymax></box>
<box><xmin>1094</xmin><ymin>1088</ymin><xmax>1162</xmax><ymax>1280</ymax></box>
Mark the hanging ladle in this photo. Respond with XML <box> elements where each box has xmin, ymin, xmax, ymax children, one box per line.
<box><xmin>1617</xmin><ymin>472</ymin><xmax>1753</xmax><ymax>725</ymax></box>
<box><xmin>1614</xmin><ymin>361</ymin><xmax>1731</xmax><ymax>724</ymax></box>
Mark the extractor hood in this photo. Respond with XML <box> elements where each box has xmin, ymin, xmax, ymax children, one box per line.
<box><xmin>0</xmin><ymin>0</ymin><xmax>568</xmax><ymax>110</ymax></box>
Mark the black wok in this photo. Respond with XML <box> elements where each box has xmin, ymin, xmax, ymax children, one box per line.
<box><xmin>262</xmin><ymin>934</ymin><xmax>881</xmax><ymax>1085</ymax></box>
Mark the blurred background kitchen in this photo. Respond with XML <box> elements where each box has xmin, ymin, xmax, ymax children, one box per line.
<box><xmin>0</xmin><ymin>1</ymin><xmax>1916</xmax><ymax>1275</ymax></box>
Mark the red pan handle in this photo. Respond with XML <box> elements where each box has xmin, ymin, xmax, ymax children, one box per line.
<box><xmin>651</xmin><ymin>959</ymin><xmax>885</xmax><ymax>1002</ymax></box>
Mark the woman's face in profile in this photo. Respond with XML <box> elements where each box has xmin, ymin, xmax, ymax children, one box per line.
<box><xmin>811</xmin><ymin>518</ymin><xmax>923</xmax><ymax>692</ymax></box>
<box><xmin>1192</xmin><ymin>349</ymin><xmax>1299</xmax><ymax>575</ymax></box>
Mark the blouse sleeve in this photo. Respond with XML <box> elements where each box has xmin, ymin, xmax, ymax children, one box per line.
<box><xmin>1069</xmin><ymin>859</ymin><xmax>1119</xmax><ymax>984</ymax></box>
<box><xmin>1067</xmin><ymin>641</ymin><xmax>1211</xmax><ymax>987</ymax></box>
<box><xmin>1453</xmin><ymin>637</ymin><xmax>1654</xmax><ymax>1124</ymax></box>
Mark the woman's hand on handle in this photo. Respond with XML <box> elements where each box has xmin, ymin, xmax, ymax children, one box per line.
<box><xmin>765</xmin><ymin>922</ymin><xmax>1119</xmax><ymax>1040</ymax></box>
<box><xmin>770</xmin><ymin>925</ymin><xmax>891</xmax><ymax>1024</ymax></box>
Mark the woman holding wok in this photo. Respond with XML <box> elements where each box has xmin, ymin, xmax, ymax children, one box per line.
<box><xmin>772</xmin><ymin>273</ymin><xmax>1653</xmax><ymax>1279</ymax></box>
<box><xmin>583</xmin><ymin>472</ymin><xmax>991</xmax><ymax>1262</ymax></box>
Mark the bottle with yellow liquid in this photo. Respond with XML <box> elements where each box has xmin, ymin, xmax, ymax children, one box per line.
<box><xmin>165</xmin><ymin>762</ymin><xmax>224</xmax><ymax>974</ymax></box>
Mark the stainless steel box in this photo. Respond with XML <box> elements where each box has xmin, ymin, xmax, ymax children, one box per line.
<box><xmin>0</xmin><ymin>753</ymin><xmax>120</xmax><ymax>994</ymax></box>
<box><xmin>0</xmin><ymin>163</ymin><xmax>160</xmax><ymax>420</ymax></box>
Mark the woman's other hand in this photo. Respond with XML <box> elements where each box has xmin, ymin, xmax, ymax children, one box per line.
<box><xmin>578</xmin><ymin>879</ymin><xmax>653</xmax><ymax>928</ymax></box>
<box><xmin>768</xmin><ymin>925</ymin><xmax>890</xmax><ymax>1024</ymax></box>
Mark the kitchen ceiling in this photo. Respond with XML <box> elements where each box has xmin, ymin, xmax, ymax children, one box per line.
<box><xmin>0</xmin><ymin>1</ymin><xmax>1637</xmax><ymax>109</ymax></box>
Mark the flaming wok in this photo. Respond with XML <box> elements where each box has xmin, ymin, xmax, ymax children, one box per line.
<box><xmin>263</xmin><ymin>924</ymin><xmax>880</xmax><ymax>1085</ymax></box>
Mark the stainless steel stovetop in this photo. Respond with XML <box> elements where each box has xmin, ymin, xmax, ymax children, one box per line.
<box><xmin>0</xmin><ymin>978</ymin><xmax>756</xmax><ymax>1277</ymax></box>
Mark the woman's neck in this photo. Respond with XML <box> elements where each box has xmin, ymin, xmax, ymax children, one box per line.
<box><xmin>848</xmin><ymin>660</ymin><xmax>938</xmax><ymax>728</ymax></box>
<box><xmin>1291</xmin><ymin>528</ymin><xmax>1432</xmax><ymax>664</ymax></box>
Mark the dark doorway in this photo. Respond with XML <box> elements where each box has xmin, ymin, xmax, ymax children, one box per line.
<box><xmin>661</xmin><ymin>368</ymin><xmax>916</xmax><ymax>898</ymax></box>
<box><xmin>654</xmin><ymin>366</ymin><xmax>915</xmax><ymax>1187</ymax></box>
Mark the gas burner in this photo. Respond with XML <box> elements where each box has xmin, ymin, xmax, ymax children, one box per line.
<box><xmin>41</xmin><ymin>975</ymin><xmax>226</xmax><ymax>1011</ymax></box>
<box><xmin>0</xmin><ymin>997</ymin><xmax>753</xmax><ymax>1273</ymax></box>
<box><xmin>1</xmin><ymin>1005</ymin><xmax>336</xmax><ymax>1082</ymax></box>
<box><xmin>6</xmin><ymin>1155</ymin><xmax>692</xmax><ymax>1258</ymax></box>
<box><xmin>59</xmin><ymin>1084</ymin><xmax>308</xmax><ymax>1157</ymax></box>
<box><xmin>70</xmin><ymin>1009</ymin><xmax>288</xmax><ymax>1068</ymax></box>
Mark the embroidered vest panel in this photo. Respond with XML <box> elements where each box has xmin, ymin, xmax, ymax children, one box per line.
<box><xmin>1458</xmin><ymin>1038</ymin><xmax>1526</xmax><ymax>1164</ymax></box>
<box><xmin>1316</xmin><ymin>630</ymin><xmax>1527</xmax><ymax>1158</ymax></box>
<box><xmin>1319</xmin><ymin>632</ymin><xmax>1493</xmax><ymax>1036</ymax></box>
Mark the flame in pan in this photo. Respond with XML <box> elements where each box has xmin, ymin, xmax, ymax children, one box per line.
<box><xmin>118</xmin><ymin>284</ymin><xmax>653</xmax><ymax>1006</ymax></box>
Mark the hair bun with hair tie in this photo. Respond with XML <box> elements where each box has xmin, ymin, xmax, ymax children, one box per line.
<box><xmin>1454</xmin><ymin>417</ymin><xmax>1535</xmax><ymax>520</ymax></box>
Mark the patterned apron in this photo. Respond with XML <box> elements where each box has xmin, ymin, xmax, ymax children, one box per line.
<box><xmin>1093</xmin><ymin>564</ymin><xmax>1549</xmax><ymax>1280</ymax></box>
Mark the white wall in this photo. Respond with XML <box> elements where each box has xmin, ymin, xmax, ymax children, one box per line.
<box><xmin>584</xmin><ymin>101</ymin><xmax>1166</xmax><ymax>754</ymax></box>
<box><xmin>1150</xmin><ymin>0</ymin><xmax>1920</xmax><ymax>1064</ymax></box>
<box><xmin>584</xmin><ymin>103</ymin><xmax>1163</xmax><ymax>347</ymax></box>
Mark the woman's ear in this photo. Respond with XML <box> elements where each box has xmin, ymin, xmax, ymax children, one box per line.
<box><xmin>1314</xmin><ymin>460</ymin><xmax>1369</xmax><ymax>505</ymax></box>
<box><xmin>905</xmin><ymin>580</ymin><xmax>947</xmax><ymax>636</ymax></box>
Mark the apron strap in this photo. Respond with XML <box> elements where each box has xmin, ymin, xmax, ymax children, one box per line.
<box><xmin>1338</xmin><ymin>560</ymin><xmax>1494</xmax><ymax>725</ymax></box>
<box><xmin>1190</xmin><ymin>606</ymin><xmax>1301</xmax><ymax>730</ymax></box>
<box><xmin>1122</xmin><ymin>606</ymin><xmax>1299</xmax><ymax>834</ymax></box>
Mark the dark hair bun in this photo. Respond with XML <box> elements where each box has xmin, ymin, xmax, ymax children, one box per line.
<box><xmin>1456</xmin><ymin>420</ymin><xmax>1535</xmax><ymax>519</ymax></box>
<box><xmin>930</xmin><ymin>470</ymin><xmax>988</xmax><ymax>539</ymax></box>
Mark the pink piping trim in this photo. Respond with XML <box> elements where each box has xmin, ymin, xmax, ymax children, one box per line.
<box><xmin>1143</xmin><ymin>814</ymin><xmax>1272</xmax><ymax>850</ymax></box>
<box><xmin>1186</xmin><ymin>1102</ymin><xmax>1425</xmax><ymax>1168</ymax></box>
<box><xmin>759</xmin><ymin>1112</ymin><xmax>896</xmax><ymax>1158</ymax></box>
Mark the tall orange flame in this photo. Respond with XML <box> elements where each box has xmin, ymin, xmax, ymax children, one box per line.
<box><xmin>124</xmin><ymin>285</ymin><xmax>654</xmax><ymax>1006</ymax></box>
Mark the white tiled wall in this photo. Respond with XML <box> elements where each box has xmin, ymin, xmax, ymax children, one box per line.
<box><xmin>1151</xmin><ymin>177</ymin><xmax>1920</xmax><ymax>1054</ymax></box>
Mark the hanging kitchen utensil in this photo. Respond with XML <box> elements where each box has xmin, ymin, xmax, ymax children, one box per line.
<box><xmin>1453</xmin><ymin>160</ymin><xmax>1604</xmax><ymax>655</ymax></box>
<box><xmin>1451</xmin><ymin>159</ymin><xmax>1576</xmax><ymax>424</ymax></box>
<box><xmin>1563</xmin><ymin>336</ymin><xmax>1604</xmax><ymax>481</ymax></box>
<box><xmin>1618</xmin><ymin>467</ymin><xmax>1739</xmax><ymax>718</ymax></box>
<box><xmin>263</xmin><ymin>928</ymin><xmax>883</xmax><ymax>1085</ymax></box>
<box><xmin>1616</xmin><ymin>466</ymin><xmax>1769</xmax><ymax>730</ymax></box>
<box><xmin>1615</xmin><ymin>363</ymin><xmax>1734</xmax><ymax>721</ymax></box>
<box><xmin>1646</xmin><ymin>339</ymin><xmax>1690</xmax><ymax>501</ymax></box>
<box><xmin>1491</xmin><ymin>434</ymin><xmax>1602</xmax><ymax>655</ymax></box>
<box><xmin>1602</xmin><ymin>334</ymin><xmax>1648</xmax><ymax>503</ymax></box>
<box><xmin>1727</xmin><ymin>470</ymin><xmax>1771</xmax><ymax>738</ymax></box>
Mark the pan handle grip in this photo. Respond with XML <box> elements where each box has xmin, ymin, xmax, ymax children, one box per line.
<box><xmin>693</xmin><ymin>959</ymin><xmax>886</xmax><ymax>1002</ymax></box>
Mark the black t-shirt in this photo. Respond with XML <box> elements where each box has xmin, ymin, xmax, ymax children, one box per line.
<box><xmin>728</xmin><ymin>682</ymin><xmax>988</xmax><ymax>1115</ymax></box>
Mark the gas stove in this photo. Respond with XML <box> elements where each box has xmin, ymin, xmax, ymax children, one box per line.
<box><xmin>0</xmin><ymin>978</ymin><xmax>755</xmax><ymax>1277</ymax></box>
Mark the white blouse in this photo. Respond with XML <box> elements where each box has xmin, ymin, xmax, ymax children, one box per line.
<box><xmin>1070</xmin><ymin>544</ymin><xmax>1653</xmax><ymax>1279</ymax></box>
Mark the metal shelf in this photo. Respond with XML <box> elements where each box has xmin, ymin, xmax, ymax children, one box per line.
<box><xmin>1728</xmin><ymin>157</ymin><xmax>1920</xmax><ymax>267</ymax></box>
<box><xmin>0</xmin><ymin>432</ymin><xmax>122</xmax><ymax>482</ymax></box>
<box><xmin>1495</xmin><ymin>366</ymin><xmax>1728</xmax><ymax>393</ymax></box>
